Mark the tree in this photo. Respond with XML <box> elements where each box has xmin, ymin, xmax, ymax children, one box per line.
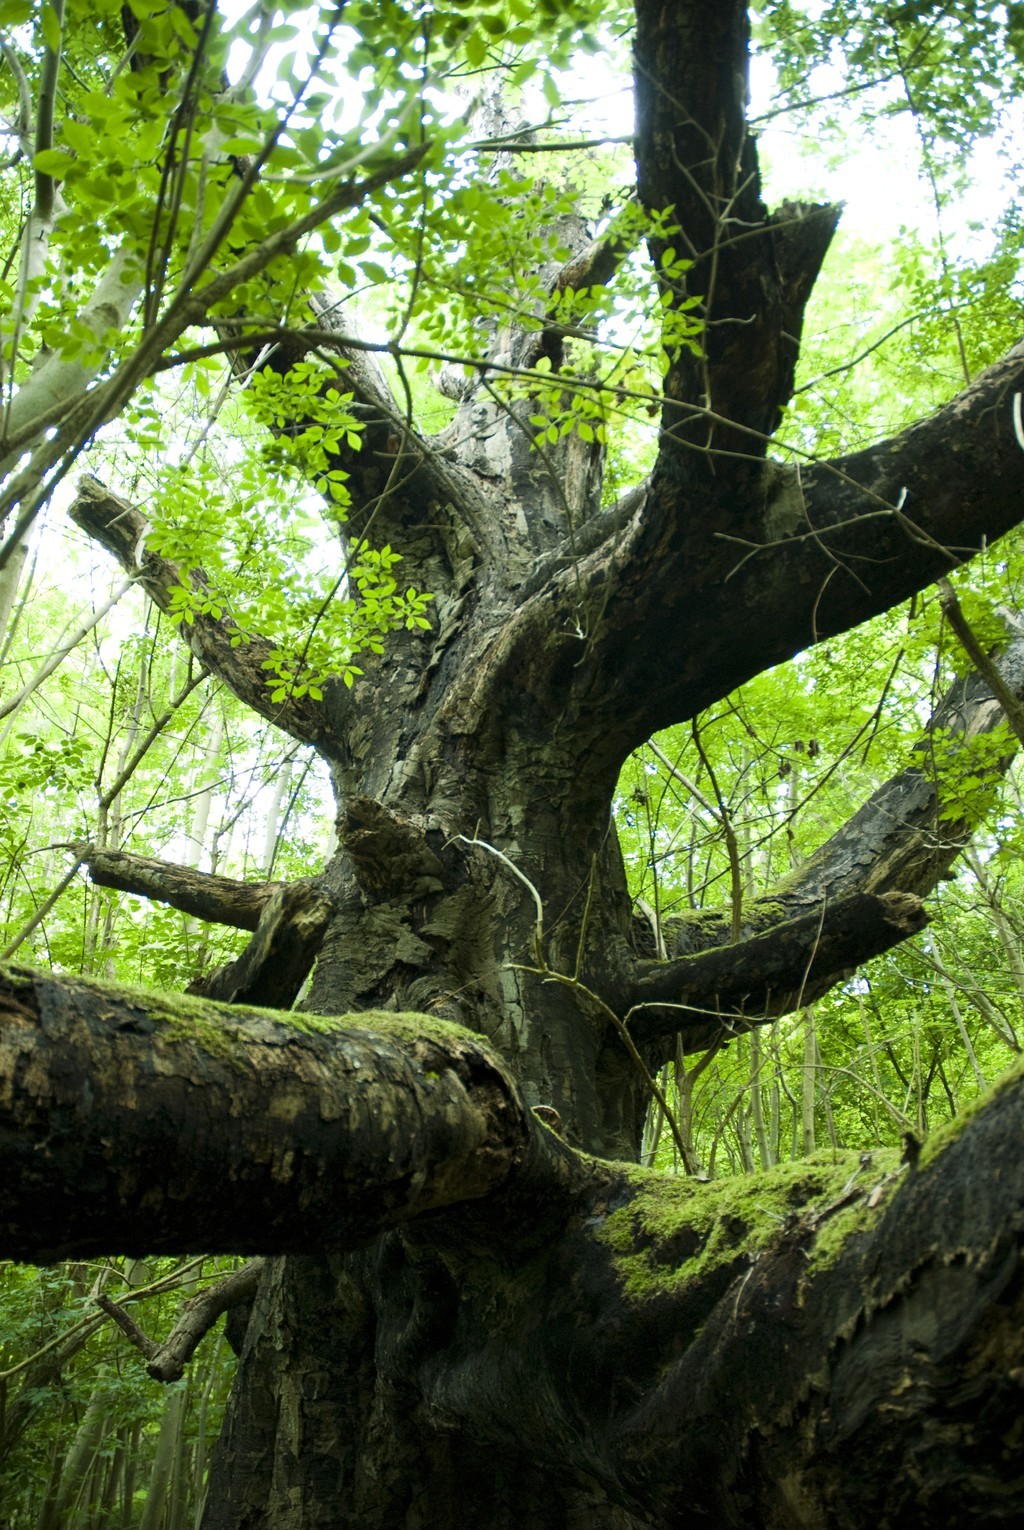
<box><xmin>3</xmin><ymin>1</ymin><xmax>1024</xmax><ymax>1524</ymax></box>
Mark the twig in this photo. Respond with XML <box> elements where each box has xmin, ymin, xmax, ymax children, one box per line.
<box><xmin>690</xmin><ymin>717</ymin><xmax>744</xmax><ymax>942</ymax></box>
<box><xmin>98</xmin><ymin>1259</ymin><xmax>265</xmax><ymax>1383</ymax></box>
<box><xmin>452</xmin><ymin>834</ymin><xmax>545</xmax><ymax>959</ymax></box>
<box><xmin>938</xmin><ymin>578</ymin><xmax>1024</xmax><ymax>748</ymax></box>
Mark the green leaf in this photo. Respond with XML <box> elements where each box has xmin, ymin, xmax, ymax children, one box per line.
<box><xmin>40</xmin><ymin>2</ymin><xmax>62</xmax><ymax>52</ymax></box>
<box><xmin>464</xmin><ymin>30</ymin><xmax>487</xmax><ymax>66</ymax></box>
<box><xmin>32</xmin><ymin>148</ymin><xmax>73</xmax><ymax>177</ymax></box>
<box><xmin>61</xmin><ymin>119</ymin><xmax>95</xmax><ymax>156</ymax></box>
<box><xmin>219</xmin><ymin>137</ymin><xmax>264</xmax><ymax>156</ymax></box>
<box><xmin>168</xmin><ymin>4</ymin><xmax>198</xmax><ymax>44</ymax></box>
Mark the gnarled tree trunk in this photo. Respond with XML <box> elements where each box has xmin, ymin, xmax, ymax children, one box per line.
<box><xmin>5</xmin><ymin>1</ymin><xmax>1024</xmax><ymax>1525</ymax></box>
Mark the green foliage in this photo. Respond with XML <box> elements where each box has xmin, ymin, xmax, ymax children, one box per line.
<box><xmin>2</xmin><ymin>0</ymin><xmax>1024</xmax><ymax>1514</ymax></box>
<box><xmin>124</xmin><ymin>358</ymin><xmax>435</xmax><ymax>700</ymax></box>
<box><xmin>0</xmin><ymin>1255</ymin><xmax>238</xmax><ymax>1529</ymax></box>
<box><xmin>754</xmin><ymin>1</ymin><xmax>1024</xmax><ymax>155</ymax></box>
<box><xmin>0</xmin><ymin>567</ymin><xmax>326</xmax><ymax>1518</ymax></box>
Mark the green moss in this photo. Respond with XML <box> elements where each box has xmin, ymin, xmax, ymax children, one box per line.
<box><xmin>665</xmin><ymin>897</ymin><xmax>793</xmax><ymax>956</ymax></box>
<box><xmin>745</xmin><ymin>897</ymin><xmax>788</xmax><ymax>925</ymax></box>
<box><xmin>802</xmin><ymin>1151</ymin><xmax>902</xmax><ymax>1271</ymax></box>
<box><xmin>1</xmin><ymin>959</ymin><xmax>478</xmax><ymax>1061</ymax></box>
<box><xmin>0</xmin><ymin>963</ymin><xmax>35</xmax><ymax>994</ymax></box>
<box><xmin>335</xmin><ymin>1009</ymin><xmax>480</xmax><ymax>1050</ymax></box>
<box><xmin>594</xmin><ymin>1149</ymin><xmax>901</xmax><ymax>1300</ymax></box>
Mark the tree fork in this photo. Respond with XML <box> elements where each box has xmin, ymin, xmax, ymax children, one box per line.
<box><xmin>98</xmin><ymin>1260</ymin><xmax>265</xmax><ymax>1383</ymax></box>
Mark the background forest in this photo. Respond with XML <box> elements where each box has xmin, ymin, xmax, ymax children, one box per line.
<box><xmin>2</xmin><ymin>0</ymin><xmax>1024</xmax><ymax>1523</ymax></box>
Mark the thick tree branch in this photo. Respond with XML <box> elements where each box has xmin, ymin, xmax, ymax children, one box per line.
<box><xmin>187</xmin><ymin>881</ymin><xmax>334</xmax><ymax>1008</ymax></box>
<box><xmin>4</xmin><ymin>962</ymin><xmax>1024</xmax><ymax>1525</ymax></box>
<box><xmin>633</xmin><ymin>0</ymin><xmax>835</xmax><ymax>457</ymax></box>
<box><xmin>607</xmin><ymin>1070</ymin><xmax>1024</xmax><ymax>1524</ymax></box>
<box><xmin>76</xmin><ymin>845</ymin><xmax>287</xmax><ymax>930</ymax></box>
<box><xmin>0</xmin><ymin>963</ymin><xmax>535</xmax><ymax>1261</ymax></box>
<box><xmin>472</xmin><ymin>29</ymin><xmax>1023</xmax><ymax>789</ymax></box>
<box><xmin>660</xmin><ymin>624</ymin><xmax>1024</xmax><ymax>960</ymax></box>
<box><xmin>368</xmin><ymin>1062</ymin><xmax>1024</xmax><ymax>1527</ymax></box>
<box><xmin>69</xmin><ymin>476</ymin><xmax>342</xmax><ymax>755</ymax></box>
<box><xmin>757</xmin><ymin>346</ymin><xmax>1024</xmax><ymax>655</ymax></box>
<box><xmin>530</xmin><ymin>340</ymin><xmax>1024</xmax><ymax>783</ymax></box>
<box><xmin>628</xmin><ymin>890</ymin><xmax>927</xmax><ymax>1049</ymax></box>
<box><xmin>505</xmin><ymin>0</ymin><xmax>1024</xmax><ymax>776</ymax></box>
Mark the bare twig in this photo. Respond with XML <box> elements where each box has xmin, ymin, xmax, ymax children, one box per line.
<box><xmin>938</xmin><ymin>578</ymin><xmax>1024</xmax><ymax>748</ymax></box>
<box><xmin>98</xmin><ymin>1259</ymin><xmax>265</xmax><ymax>1382</ymax></box>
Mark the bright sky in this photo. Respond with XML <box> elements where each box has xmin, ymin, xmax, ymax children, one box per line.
<box><xmin>220</xmin><ymin>0</ymin><xmax>1014</xmax><ymax>262</ymax></box>
<box><xmin>747</xmin><ymin>51</ymin><xmax>1019</xmax><ymax>258</ymax></box>
<box><xmin>555</xmin><ymin>36</ymin><xmax>1015</xmax><ymax>259</ymax></box>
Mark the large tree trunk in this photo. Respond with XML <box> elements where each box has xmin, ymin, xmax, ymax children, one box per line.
<box><xmin>6</xmin><ymin>0</ymin><xmax>1024</xmax><ymax>1525</ymax></box>
<box><xmin>203</xmin><ymin>1251</ymin><xmax>654</xmax><ymax>1529</ymax></box>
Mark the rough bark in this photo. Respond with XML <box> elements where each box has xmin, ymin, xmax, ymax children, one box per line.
<box><xmin>0</xmin><ymin>963</ymin><xmax>532</xmax><ymax>1260</ymax></box>
<box><xmin>3</xmin><ymin>967</ymin><xmax>1024</xmax><ymax>1529</ymax></box>
<box><xmin>9</xmin><ymin>1</ymin><xmax>1024</xmax><ymax>1526</ymax></box>
<box><xmin>76</xmin><ymin>845</ymin><xmax>288</xmax><ymax>929</ymax></box>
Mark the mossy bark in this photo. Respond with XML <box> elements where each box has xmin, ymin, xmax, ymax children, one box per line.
<box><xmin>10</xmin><ymin>0</ymin><xmax>1024</xmax><ymax>1525</ymax></box>
<box><xmin>3</xmin><ymin>973</ymin><xmax>1024</xmax><ymax>1526</ymax></box>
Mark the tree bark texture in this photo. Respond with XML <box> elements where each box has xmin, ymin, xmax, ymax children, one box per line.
<box><xmin>3</xmin><ymin>970</ymin><xmax>1024</xmax><ymax>1528</ymax></box>
<box><xmin>11</xmin><ymin>0</ymin><xmax>1024</xmax><ymax>1525</ymax></box>
<box><xmin>0</xmin><ymin>964</ymin><xmax>530</xmax><ymax>1260</ymax></box>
